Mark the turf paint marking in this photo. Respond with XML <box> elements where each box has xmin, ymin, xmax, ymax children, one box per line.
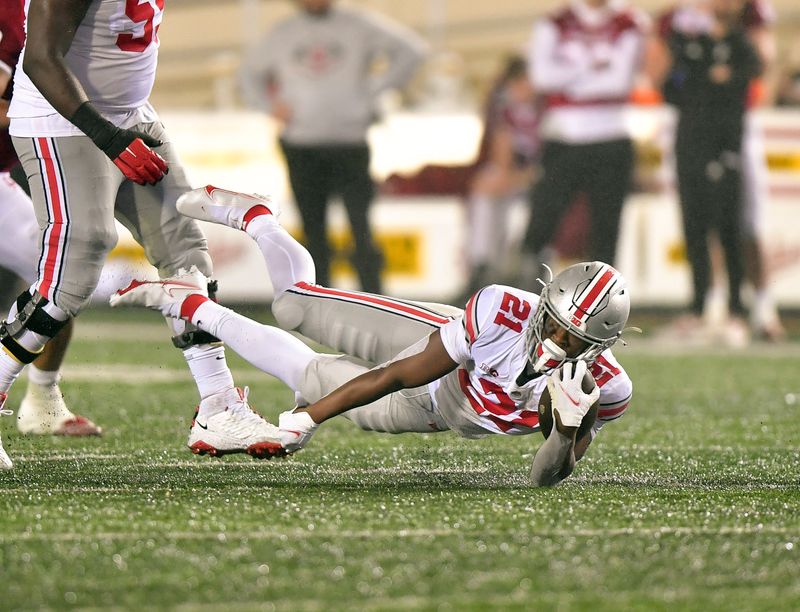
<box><xmin>0</xmin><ymin>525</ymin><xmax>796</xmax><ymax>543</ymax></box>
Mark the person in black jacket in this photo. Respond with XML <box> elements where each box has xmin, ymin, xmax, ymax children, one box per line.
<box><xmin>664</xmin><ymin>0</ymin><xmax>762</xmax><ymax>345</ymax></box>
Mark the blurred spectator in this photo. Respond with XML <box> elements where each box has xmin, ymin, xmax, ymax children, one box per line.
<box><xmin>660</xmin><ymin>0</ymin><xmax>763</xmax><ymax>346</ymax></box>
<box><xmin>652</xmin><ymin>0</ymin><xmax>782</xmax><ymax>343</ymax></box>
<box><xmin>461</xmin><ymin>55</ymin><xmax>540</xmax><ymax>298</ymax></box>
<box><xmin>241</xmin><ymin>0</ymin><xmax>427</xmax><ymax>293</ymax></box>
<box><xmin>518</xmin><ymin>0</ymin><xmax>648</xmax><ymax>288</ymax></box>
<box><xmin>775</xmin><ymin>67</ymin><xmax>800</xmax><ymax>107</ymax></box>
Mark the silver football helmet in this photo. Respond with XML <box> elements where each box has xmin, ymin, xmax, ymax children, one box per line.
<box><xmin>526</xmin><ymin>261</ymin><xmax>631</xmax><ymax>370</ymax></box>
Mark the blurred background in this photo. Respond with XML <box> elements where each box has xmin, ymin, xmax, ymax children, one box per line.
<box><xmin>14</xmin><ymin>0</ymin><xmax>800</xmax><ymax>340</ymax></box>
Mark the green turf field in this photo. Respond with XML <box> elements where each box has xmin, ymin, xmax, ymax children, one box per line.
<box><xmin>1</xmin><ymin>308</ymin><xmax>798</xmax><ymax>610</ymax></box>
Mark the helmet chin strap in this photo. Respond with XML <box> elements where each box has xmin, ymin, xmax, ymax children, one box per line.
<box><xmin>532</xmin><ymin>338</ymin><xmax>567</xmax><ymax>374</ymax></box>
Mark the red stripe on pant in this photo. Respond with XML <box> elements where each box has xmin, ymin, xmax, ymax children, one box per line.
<box><xmin>36</xmin><ymin>137</ymin><xmax>66</xmax><ymax>301</ymax></box>
<box><xmin>293</xmin><ymin>282</ymin><xmax>450</xmax><ymax>325</ymax></box>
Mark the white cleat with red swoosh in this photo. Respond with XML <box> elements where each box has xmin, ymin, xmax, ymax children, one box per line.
<box><xmin>188</xmin><ymin>387</ymin><xmax>285</xmax><ymax>460</ymax></box>
<box><xmin>176</xmin><ymin>185</ymin><xmax>277</xmax><ymax>231</ymax></box>
<box><xmin>109</xmin><ymin>266</ymin><xmax>208</xmax><ymax>318</ymax></box>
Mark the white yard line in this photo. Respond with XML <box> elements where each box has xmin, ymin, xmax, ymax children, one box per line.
<box><xmin>0</xmin><ymin>525</ymin><xmax>796</xmax><ymax>543</ymax></box>
<box><xmin>47</xmin><ymin>363</ymin><xmax>267</xmax><ymax>384</ymax></box>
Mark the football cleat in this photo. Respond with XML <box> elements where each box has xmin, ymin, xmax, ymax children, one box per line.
<box><xmin>278</xmin><ymin>409</ymin><xmax>318</xmax><ymax>453</ymax></box>
<box><xmin>17</xmin><ymin>382</ymin><xmax>102</xmax><ymax>436</ymax></box>
<box><xmin>0</xmin><ymin>392</ymin><xmax>13</xmax><ymax>469</ymax></box>
<box><xmin>188</xmin><ymin>387</ymin><xmax>285</xmax><ymax>459</ymax></box>
<box><xmin>176</xmin><ymin>185</ymin><xmax>277</xmax><ymax>231</ymax></box>
<box><xmin>110</xmin><ymin>266</ymin><xmax>208</xmax><ymax>318</ymax></box>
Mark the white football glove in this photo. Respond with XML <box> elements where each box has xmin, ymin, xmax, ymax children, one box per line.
<box><xmin>278</xmin><ymin>409</ymin><xmax>318</xmax><ymax>453</ymax></box>
<box><xmin>546</xmin><ymin>360</ymin><xmax>600</xmax><ymax>428</ymax></box>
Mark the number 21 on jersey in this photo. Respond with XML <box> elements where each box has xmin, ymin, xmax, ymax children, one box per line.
<box><xmin>493</xmin><ymin>292</ymin><xmax>531</xmax><ymax>333</ymax></box>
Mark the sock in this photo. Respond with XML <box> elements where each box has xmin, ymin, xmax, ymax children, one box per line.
<box><xmin>190</xmin><ymin>300</ymin><xmax>315</xmax><ymax>390</ymax></box>
<box><xmin>242</xmin><ymin>204</ymin><xmax>273</xmax><ymax>231</ymax></box>
<box><xmin>180</xmin><ymin>294</ymin><xmax>210</xmax><ymax>320</ymax></box>
<box><xmin>182</xmin><ymin>344</ymin><xmax>235</xmax><ymax>400</ymax></box>
<box><xmin>0</xmin><ymin>350</ymin><xmax>25</xmax><ymax>392</ymax></box>
<box><xmin>246</xmin><ymin>215</ymin><xmax>316</xmax><ymax>295</ymax></box>
<box><xmin>27</xmin><ymin>364</ymin><xmax>60</xmax><ymax>387</ymax></box>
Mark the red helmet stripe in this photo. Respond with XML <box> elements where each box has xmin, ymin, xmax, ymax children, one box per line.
<box><xmin>571</xmin><ymin>266</ymin><xmax>616</xmax><ymax>324</ymax></box>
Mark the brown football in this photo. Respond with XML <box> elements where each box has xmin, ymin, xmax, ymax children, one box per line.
<box><xmin>538</xmin><ymin>369</ymin><xmax>598</xmax><ymax>440</ymax></box>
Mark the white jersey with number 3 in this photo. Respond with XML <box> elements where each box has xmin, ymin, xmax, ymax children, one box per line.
<box><xmin>9</xmin><ymin>0</ymin><xmax>163</xmax><ymax>136</ymax></box>
<box><xmin>432</xmin><ymin>285</ymin><xmax>632</xmax><ymax>437</ymax></box>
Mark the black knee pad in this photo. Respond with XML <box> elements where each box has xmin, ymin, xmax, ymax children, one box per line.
<box><xmin>0</xmin><ymin>290</ymin><xmax>70</xmax><ymax>363</ymax></box>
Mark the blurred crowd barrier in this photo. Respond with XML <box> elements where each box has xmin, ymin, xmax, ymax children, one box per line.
<box><xmin>94</xmin><ymin>107</ymin><xmax>800</xmax><ymax>306</ymax></box>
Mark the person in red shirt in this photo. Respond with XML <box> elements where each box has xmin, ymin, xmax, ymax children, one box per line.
<box><xmin>518</xmin><ymin>0</ymin><xmax>648</xmax><ymax>289</ymax></box>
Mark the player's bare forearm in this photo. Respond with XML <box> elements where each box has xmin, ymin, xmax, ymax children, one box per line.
<box><xmin>23</xmin><ymin>0</ymin><xmax>93</xmax><ymax>118</ymax></box>
<box><xmin>530</xmin><ymin>431</ymin><xmax>576</xmax><ymax>486</ymax></box>
<box><xmin>531</xmin><ymin>395</ymin><xmax>597</xmax><ymax>486</ymax></box>
<box><xmin>530</xmin><ymin>409</ymin><xmax>577</xmax><ymax>486</ymax></box>
<box><xmin>302</xmin><ymin>331</ymin><xmax>457</xmax><ymax>424</ymax></box>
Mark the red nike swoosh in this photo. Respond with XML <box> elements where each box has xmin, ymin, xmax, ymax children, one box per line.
<box><xmin>284</xmin><ymin>429</ymin><xmax>302</xmax><ymax>437</ymax></box>
<box><xmin>561</xmin><ymin>387</ymin><xmax>581</xmax><ymax>407</ymax></box>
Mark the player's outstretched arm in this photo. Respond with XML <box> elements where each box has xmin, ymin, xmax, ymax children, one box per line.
<box><xmin>279</xmin><ymin>331</ymin><xmax>458</xmax><ymax>453</ymax></box>
<box><xmin>530</xmin><ymin>361</ymin><xmax>600</xmax><ymax>487</ymax></box>
<box><xmin>304</xmin><ymin>331</ymin><xmax>457</xmax><ymax>425</ymax></box>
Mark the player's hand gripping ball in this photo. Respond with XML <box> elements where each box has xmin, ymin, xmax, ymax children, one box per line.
<box><xmin>538</xmin><ymin>364</ymin><xmax>598</xmax><ymax>440</ymax></box>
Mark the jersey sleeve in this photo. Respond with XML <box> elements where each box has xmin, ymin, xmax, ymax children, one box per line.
<box><xmin>438</xmin><ymin>286</ymin><xmax>509</xmax><ymax>365</ymax></box>
<box><xmin>591</xmin><ymin>350</ymin><xmax>633</xmax><ymax>423</ymax></box>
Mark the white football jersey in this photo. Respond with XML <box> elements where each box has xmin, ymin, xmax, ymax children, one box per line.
<box><xmin>9</xmin><ymin>0</ymin><xmax>163</xmax><ymax>136</ymax></box>
<box><xmin>430</xmin><ymin>285</ymin><xmax>632</xmax><ymax>436</ymax></box>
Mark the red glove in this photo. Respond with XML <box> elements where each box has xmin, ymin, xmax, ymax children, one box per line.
<box><xmin>112</xmin><ymin>136</ymin><xmax>169</xmax><ymax>185</ymax></box>
<box><xmin>69</xmin><ymin>102</ymin><xmax>169</xmax><ymax>185</ymax></box>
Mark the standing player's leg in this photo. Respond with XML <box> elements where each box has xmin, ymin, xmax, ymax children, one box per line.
<box><xmin>1</xmin><ymin>136</ymin><xmax>121</xmax><ymax>467</ymax></box>
<box><xmin>0</xmin><ymin>172</ymin><xmax>101</xmax><ymax>436</ymax></box>
<box><xmin>280</xmin><ymin>142</ymin><xmax>333</xmax><ymax>288</ymax></box>
<box><xmin>331</xmin><ymin>143</ymin><xmax>384</xmax><ymax>294</ymax></box>
<box><xmin>741</xmin><ymin>113</ymin><xmax>784</xmax><ymax>340</ymax></box>
<box><xmin>518</xmin><ymin>142</ymin><xmax>581</xmax><ymax>290</ymax></box>
<box><xmin>583</xmin><ymin>138</ymin><xmax>634</xmax><ymax>266</ymax></box>
<box><xmin>113</xmin><ymin>122</ymin><xmax>282</xmax><ymax>457</ymax></box>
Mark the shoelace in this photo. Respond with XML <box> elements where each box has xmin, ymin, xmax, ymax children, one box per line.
<box><xmin>224</xmin><ymin>387</ymin><xmax>277</xmax><ymax>437</ymax></box>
